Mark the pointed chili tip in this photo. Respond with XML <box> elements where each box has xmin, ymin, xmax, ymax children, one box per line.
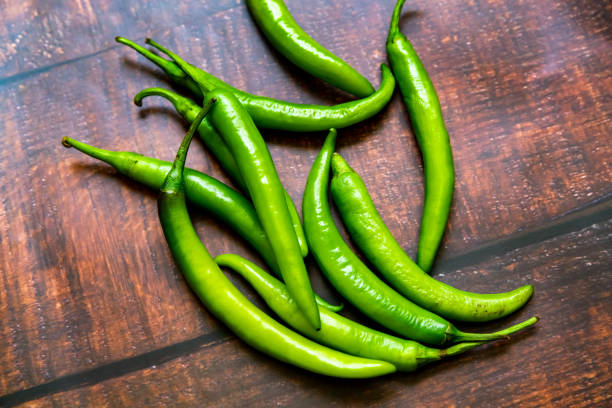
<box><xmin>331</xmin><ymin>152</ymin><xmax>353</xmax><ymax>177</ymax></box>
<box><xmin>133</xmin><ymin>96</ymin><xmax>143</xmax><ymax>107</ymax></box>
<box><xmin>61</xmin><ymin>137</ymin><xmax>73</xmax><ymax>148</ymax></box>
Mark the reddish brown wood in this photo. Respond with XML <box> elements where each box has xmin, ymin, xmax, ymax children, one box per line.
<box><xmin>6</xmin><ymin>220</ymin><xmax>612</xmax><ymax>407</ymax></box>
<box><xmin>0</xmin><ymin>0</ymin><xmax>610</xmax><ymax>406</ymax></box>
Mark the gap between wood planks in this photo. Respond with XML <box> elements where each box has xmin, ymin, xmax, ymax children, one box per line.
<box><xmin>0</xmin><ymin>332</ymin><xmax>232</xmax><ymax>407</ymax></box>
<box><xmin>0</xmin><ymin>193</ymin><xmax>610</xmax><ymax>407</ymax></box>
<box><xmin>436</xmin><ymin>192</ymin><xmax>612</xmax><ymax>273</ymax></box>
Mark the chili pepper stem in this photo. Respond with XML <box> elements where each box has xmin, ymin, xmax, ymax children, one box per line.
<box><xmin>441</xmin><ymin>342</ymin><xmax>485</xmax><ymax>358</ymax></box>
<box><xmin>414</xmin><ymin>341</ymin><xmax>484</xmax><ymax>368</ymax></box>
<box><xmin>452</xmin><ymin>316</ymin><xmax>539</xmax><ymax>343</ymax></box>
<box><xmin>115</xmin><ymin>36</ymin><xmax>183</xmax><ymax>78</ymax></box>
<box><xmin>61</xmin><ymin>136</ymin><xmax>110</xmax><ymax>159</ymax></box>
<box><xmin>134</xmin><ymin>87</ymin><xmax>183</xmax><ymax>108</ymax></box>
<box><xmin>61</xmin><ymin>137</ymin><xmax>139</xmax><ymax>174</ymax></box>
<box><xmin>162</xmin><ymin>97</ymin><xmax>217</xmax><ymax>193</ymax></box>
<box><xmin>145</xmin><ymin>38</ymin><xmax>216</xmax><ymax>94</ymax></box>
<box><xmin>115</xmin><ymin>36</ymin><xmax>203</xmax><ymax>99</ymax></box>
<box><xmin>387</xmin><ymin>0</ymin><xmax>406</xmax><ymax>44</ymax></box>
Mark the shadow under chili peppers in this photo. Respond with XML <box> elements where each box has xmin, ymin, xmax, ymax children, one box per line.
<box><xmin>68</xmin><ymin>162</ymin><xmax>158</xmax><ymax>202</ymax></box>
<box><xmin>69</xmin><ymin>162</ymin><xmax>271</xmax><ymax>272</ymax></box>
<box><xmin>267</xmin><ymin>51</ymin><xmax>355</xmax><ymax>106</ymax></box>
<box><xmin>121</xmin><ymin>58</ymin><xmax>178</xmax><ymax>89</ymax></box>
<box><xmin>251</xmin><ymin>325</ymin><xmax>538</xmax><ymax>404</ymax></box>
<box><xmin>398</xmin><ymin>10</ymin><xmax>424</xmax><ymax>35</ymax></box>
<box><xmin>136</xmin><ymin>105</ymin><xmax>181</xmax><ymax>121</ymax></box>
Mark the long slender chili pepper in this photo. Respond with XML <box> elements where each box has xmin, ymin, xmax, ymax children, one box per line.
<box><xmin>60</xmin><ymin>137</ymin><xmax>341</xmax><ymax>312</ymax></box>
<box><xmin>386</xmin><ymin>0</ymin><xmax>454</xmax><ymax>273</ymax></box>
<box><xmin>245</xmin><ymin>0</ymin><xmax>374</xmax><ymax>98</ymax></box>
<box><xmin>215</xmin><ymin>253</ymin><xmax>525</xmax><ymax>372</ymax></box>
<box><xmin>204</xmin><ymin>87</ymin><xmax>320</xmax><ymax>330</ymax></box>
<box><xmin>330</xmin><ymin>153</ymin><xmax>534</xmax><ymax>322</ymax></box>
<box><xmin>156</xmin><ymin>96</ymin><xmax>395</xmax><ymax>378</ymax></box>
<box><xmin>302</xmin><ymin>130</ymin><xmax>538</xmax><ymax>346</ymax></box>
<box><xmin>132</xmin><ymin>87</ymin><xmax>308</xmax><ymax>258</ymax></box>
<box><xmin>115</xmin><ymin>37</ymin><xmax>395</xmax><ymax>132</ymax></box>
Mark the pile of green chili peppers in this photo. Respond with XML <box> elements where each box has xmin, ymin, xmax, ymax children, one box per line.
<box><xmin>63</xmin><ymin>0</ymin><xmax>538</xmax><ymax>378</ymax></box>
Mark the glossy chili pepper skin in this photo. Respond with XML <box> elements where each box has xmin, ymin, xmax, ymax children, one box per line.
<box><xmin>134</xmin><ymin>88</ymin><xmax>242</xmax><ymax>188</ymax></box>
<box><xmin>157</xmin><ymin>100</ymin><xmax>395</xmax><ymax>378</ymax></box>
<box><xmin>116</xmin><ymin>37</ymin><xmax>395</xmax><ymax>132</ymax></box>
<box><xmin>330</xmin><ymin>153</ymin><xmax>534</xmax><ymax>322</ymax></box>
<box><xmin>133</xmin><ymin>87</ymin><xmax>308</xmax><ymax>258</ymax></box>
<box><xmin>214</xmin><ymin>254</ymin><xmax>498</xmax><ymax>372</ymax></box>
<box><xmin>245</xmin><ymin>0</ymin><xmax>374</xmax><ymax>98</ymax></box>
<box><xmin>302</xmin><ymin>131</ymin><xmax>538</xmax><ymax>345</ymax></box>
<box><xmin>205</xmin><ymin>88</ymin><xmax>320</xmax><ymax>330</ymax></box>
<box><xmin>386</xmin><ymin>0</ymin><xmax>454</xmax><ymax>273</ymax></box>
<box><xmin>61</xmin><ymin>137</ymin><xmax>341</xmax><ymax>312</ymax></box>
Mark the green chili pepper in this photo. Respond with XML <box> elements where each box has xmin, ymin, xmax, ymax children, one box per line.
<box><xmin>155</xmin><ymin>95</ymin><xmax>395</xmax><ymax>378</ymax></box>
<box><xmin>215</xmin><ymin>253</ymin><xmax>533</xmax><ymax>372</ymax></box>
<box><xmin>60</xmin><ymin>137</ymin><xmax>341</xmax><ymax>312</ymax></box>
<box><xmin>245</xmin><ymin>0</ymin><xmax>374</xmax><ymax>98</ymax></box>
<box><xmin>330</xmin><ymin>153</ymin><xmax>534</xmax><ymax>322</ymax></box>
<box><xmin>303</xmin><ymin>130</ymin><xmax>538</xmax><ymax>346</ymax></box>
<box><xmin>115</xmin><ymin>36</ymin><xmax>203</xmax><ymax>99</ymax></box>
<box><xmin>132</xmin><ymin>87</ymin><xmax>308</xmax><ymax>258</ymax></box>
<box><xmin>386</xmin><ymin>0</ymin><xmax>454</xmax><ymax>273</ymax></box>
<box><xmin>115</xmin><ymin>37</ymin><xmax>395</xmax><ymax>132</ymax></box>
<box><xmin>204</xmin><ymin>87</ymin><xmax>320</xmax><ymax>330</ymax></box>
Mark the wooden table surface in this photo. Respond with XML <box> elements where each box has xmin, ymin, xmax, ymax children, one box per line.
<box><xmin>1</xmin><ymin>0</ymin><xmax>610</xmax><ymax>406</ymax></box>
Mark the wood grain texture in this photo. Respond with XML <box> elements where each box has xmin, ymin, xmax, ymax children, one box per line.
<box><xmin>4</xmin><ymin>219</ymin><xmax>611</xmax><ymax>407</ymax></box>
<box><xmin>0</xmin><ymin>0</ymin><xmax>611</xmax><ymax>405</ymax></box>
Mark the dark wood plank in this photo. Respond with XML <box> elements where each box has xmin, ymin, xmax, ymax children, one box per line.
<box><xmin>0</xmin><ymin>34</ymin><xmax>269</xmax><ymax>393</ymax></box>
<box><xmin>4</xmin><ymin>219</ymin><xmax>610</xmax><ymax>408</ymax></box>
<box><xmin>0</xmin><ymin>0</ymin><xmax>241</xmax><ymax>80</ymax></box>
<box><xmin>0</xmin><ymin>0</ymin><xmax>610</xmax><ymax>404</ymax></box>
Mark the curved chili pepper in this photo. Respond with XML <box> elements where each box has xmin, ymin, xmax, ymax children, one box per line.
<box><xmin>386</xmin><ymin>0</ymin><xmax>454</xmax><ymax>273</ymax></box>
<box><xmin>204</xmin><ymin>87</ymin><xmax>320</xmax><ymax>330</ymax></box>
<box><xmin>115</xmin><ymin>37</ymin><xmax>395</xmax><ymax>132</ymax></box>
<box><xmin>215</xmin><ymin>253</ymin><xmax>502</xmax><ymax>372</ymax></box>
<box><xmin>330</xmin><ymin>153</ymin><xmax>534</xmax><ymax>322</ymax></box>
<box><xmin>245</xmin><ymin>0</ymin><xmax>374</xmax><ymax>97</ymax></box>
<box><xmin>302</xmin><ymin>130</ymin><xmax>538</xmax><ymax>346</ymax></box>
